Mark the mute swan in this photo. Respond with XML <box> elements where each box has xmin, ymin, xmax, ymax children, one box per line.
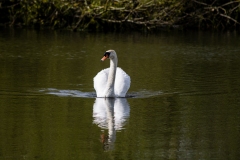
<box><xmin>93</xmin><ymin>50</ymin><xmax>131</xmax><ymax>97</ymax></box>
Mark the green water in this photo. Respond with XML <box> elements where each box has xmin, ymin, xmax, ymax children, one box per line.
<box><xmin>0</xmin><ymin>29</ymin><xmax>240</xmax><ymax>160</ymax></box>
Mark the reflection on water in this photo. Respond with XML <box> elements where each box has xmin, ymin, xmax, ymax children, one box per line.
<box><xmin>93</xmin><ymin>98</ymin><xmax>130</xmax><ymax>151</ymax></box>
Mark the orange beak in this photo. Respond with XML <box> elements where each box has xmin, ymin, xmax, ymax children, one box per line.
<box><xmin>101</xmin><ymin>56</ymin><xmax>108</xmax><ymax>61</ymax></box>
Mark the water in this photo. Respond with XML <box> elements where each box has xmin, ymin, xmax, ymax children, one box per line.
<box><xmin>0</xmin><ymin>29</ymin><xmax>240</xmax><ymax>159</ymax></box>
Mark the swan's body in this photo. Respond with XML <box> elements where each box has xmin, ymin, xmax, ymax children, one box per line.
<box><xmin>94</xmin><ymin>50</ymin><xmax>130</xmax><ymax>97</ymax></box>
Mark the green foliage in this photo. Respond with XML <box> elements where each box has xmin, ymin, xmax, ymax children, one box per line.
<box><xmin>0</xmin><ymin>0</ymin><xmax>239</xmax><ymax>30</ymax></box>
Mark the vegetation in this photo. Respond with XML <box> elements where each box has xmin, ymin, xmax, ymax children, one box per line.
<box><xmin>0</xmin><ymin>0</ymin><xmax>240</xmax><ymax>31</ymax></box>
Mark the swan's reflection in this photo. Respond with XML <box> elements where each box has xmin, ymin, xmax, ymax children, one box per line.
<box><xmin>93</xmin><ymin>98</ymin><xmax>130</xmax><ymax>151</ymax></box>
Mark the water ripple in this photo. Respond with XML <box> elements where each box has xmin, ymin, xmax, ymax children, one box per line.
<box><xmin>39</xmin><ymin>88</ymin><xmax>96</xmax><ymax>98</ymax></box>
<box><xmin>39</xmin><ymin>88</ymin><xmax>163</xmax><ymax>98</ymax></box>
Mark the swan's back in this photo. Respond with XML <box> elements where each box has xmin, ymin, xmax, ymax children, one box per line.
<box><xmin>94</xmin><ymin>67</ymin><xmax>130</xmax><ymax>97</ymax></box>
<box><xmin>114</xmin><ymin>68</ymin><xmax>130</xmax><ymax>97</ymax></box>
<box><xmin>94</xmin><ymin>68</ymin><xmax>109</xmax><ymax>97</ymax></box>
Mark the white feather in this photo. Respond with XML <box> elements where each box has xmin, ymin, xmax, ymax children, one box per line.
<box><xmin>93</xmin><ymin>50</ymin><xmax>131</xmax><ymax>97</ymax></box>
<box><xmin>94</xmin><ymin>67</ymin><xmax>130</xmax><ymax>97</ymax></box>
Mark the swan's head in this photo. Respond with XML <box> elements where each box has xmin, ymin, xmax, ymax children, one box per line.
<box><xmin>101</xmin><ymin>50</ymin><xmax>117</xmax><ymax>61</ymax></box>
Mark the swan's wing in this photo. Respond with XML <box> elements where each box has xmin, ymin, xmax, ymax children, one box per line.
<box><xmin>114</xmin><ymin>67</ymin><xmax>131</xmax><ymax>97</ymax></box>
<box><xmin>93</xmin><ymin>68</ymin><xmax>109</xmax><ymax>97</ymax></box>
<box><xmin>114</xmin><ymin>98</ymin><xmax>130</xmax><ymax>130</ymax></box>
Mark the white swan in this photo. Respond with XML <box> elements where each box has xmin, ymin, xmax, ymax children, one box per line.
<box><xmin>93</xmin><ymin>50</ymin><xmax>131</xmax><ymax>97</ymax></box>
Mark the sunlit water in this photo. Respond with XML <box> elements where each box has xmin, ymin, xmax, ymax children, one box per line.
<box><xmin>0</xmin><ymin>29</ymin><xmax>240</xmax><ymax>159</ymax></box>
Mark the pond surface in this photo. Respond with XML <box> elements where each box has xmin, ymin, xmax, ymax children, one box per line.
<box><xmin>0</xmin><ymin>29</ymin><xmax>240</xmax><ymax>160</ymax></box>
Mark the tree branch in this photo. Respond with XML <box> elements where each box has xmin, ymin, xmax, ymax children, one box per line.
<box><xmin>220</xmin><ymin>13</ymin><xmax>240</xmax><ymax>24</ymax></box>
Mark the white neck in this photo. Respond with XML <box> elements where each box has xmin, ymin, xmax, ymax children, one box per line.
<box><xmin>105</xmin><ymin>56</ymin><xmax>118</xmax><ymax>97</ymax></box>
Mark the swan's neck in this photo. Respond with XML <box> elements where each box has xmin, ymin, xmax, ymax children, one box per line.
<box><xmin>105</xmin><ymin>57</ymin><xmax>118</xmax><ymax>97</ymax></box>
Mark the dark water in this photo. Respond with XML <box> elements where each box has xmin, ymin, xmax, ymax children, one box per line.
<box><xmin>0</xmin><ymin>29</ymin><xmax>240</xmax><ymax>159</ymax></box>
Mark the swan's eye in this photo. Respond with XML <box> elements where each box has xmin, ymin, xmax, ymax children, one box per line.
<box><xmin>104</xmin><ymin>52</ymin><xmax>110</xmax><ymax>58</ymax></box>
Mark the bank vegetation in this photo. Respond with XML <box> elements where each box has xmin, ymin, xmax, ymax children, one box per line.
<box><xmin>0</xmin><ymin>0</ymin><xmax>240</xmax><ymax>31</ymax></box>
